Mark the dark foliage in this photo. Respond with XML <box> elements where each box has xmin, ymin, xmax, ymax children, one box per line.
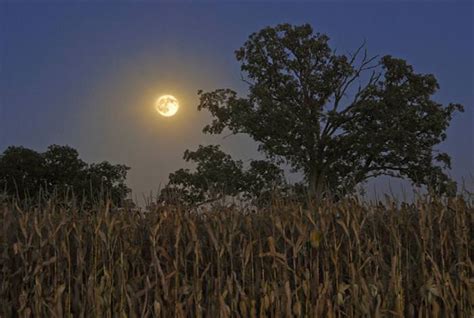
<box><xmin>186</xmin><ymin>23</ymin><xmax>463</xmax><ymax>201</ymax></box>
<box><xmin>0</xmin><ymin>145</ymin><xmax>130</xmax><ymax>205</ymax></box>
<box><xmin>159</xmin><ymin>145</ymin><xmax>286</xmax><ymax>207</ymax></box>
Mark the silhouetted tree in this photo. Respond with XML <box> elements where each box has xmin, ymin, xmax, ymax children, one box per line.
<box><xmin>193</xmin><ymin>23</ymin><xmax>463</xmax><ymax>199</ymax></box>
<box><xmin>0</xmin><ymin>146</ymin><xmax>46</xmax><ymax>198</ymax></box>
<box><xmin>160</xmin><ymin>145</ymin><xmax>285</xmax><ymax>207</ymax></box>
<box><xmin>82</xmin><ymin>161</ymin><xmax>130</xmax><ymax>205</ymax></box>
<box><xmin>0</xmin><ymin>145</ymin><xmax>130</xmax><ymax>205</ymax></box>
<box><xmin>43</xmin><ymin>145</ymin><xmax>86</xmax><ymax>193</ymax></box>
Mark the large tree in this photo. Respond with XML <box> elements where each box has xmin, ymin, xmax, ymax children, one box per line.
<box><xmin>194</xmin><ymin>23</ymin><xmax>463</xmax><ymax>199</ymax></box>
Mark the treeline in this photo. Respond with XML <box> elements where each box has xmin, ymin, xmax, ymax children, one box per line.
<box><xmin>0</xmin><ymin>145</ymin><xmax>130</xmax><ymax>205</ymax></box>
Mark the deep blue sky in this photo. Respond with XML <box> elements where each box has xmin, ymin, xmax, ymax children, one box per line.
<box><xmin>1</xmin><ymin>2</ymin><xmax>473</xmax><ymax>199</ymax></box>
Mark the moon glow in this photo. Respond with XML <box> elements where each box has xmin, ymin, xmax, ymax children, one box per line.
<box><xmin>155</xmin><ymin>95</ymin><xmax>179</xmax><ymax>117</ymax></box>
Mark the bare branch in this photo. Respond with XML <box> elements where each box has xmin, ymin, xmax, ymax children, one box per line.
<box><xmin>321</xmin><ymin>69</ymin><xmax>382</xmax><ymax>139</ymax></box>
<box><xmin>240</xmin><ymin>73</ymin><xmax>253</xmax><ymax>86</ymax></box>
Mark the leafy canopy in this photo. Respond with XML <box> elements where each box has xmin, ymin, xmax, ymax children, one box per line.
<box><xmin>0</xmin><ymin>145</ymin><xmax>130</xmax><ymax>205</ymax></box>
<box><xmin>160</xmin><ymin>145</ymin><xmax>285</xmax><ymax>207</ymax></box>
<box><xmin>193</xmin><ymin>23</ymin><xmax>463</xmax><ymax>198</ymax></box>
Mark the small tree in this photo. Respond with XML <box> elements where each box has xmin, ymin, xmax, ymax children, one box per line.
<box><xmin>0</xmin><ymin>146</ymin><xmax>46</xmax><ymax>198</ymax></box>
<box><xmin>43</xmin><ymin>145</ymin><xmax>87</xmax><ymax>193</ymax></box>
<box><xmin>82</xmin><ymin>161</ymin><xmax>130</xmax><ymax>205</ymax></box>
<box><xmin>194</xmin><ymin>23</ymin><xmax>463</xmax><ymax>199</ymax></box>
<box><xmin>0</xmin><ymin>145</ymin><xmax>131</xmax><ymax>205</ymax></box>
<box><xmin>160</xmin><ymin>145</ymin><xmax>285</xmax><ymax>207</ymax></box>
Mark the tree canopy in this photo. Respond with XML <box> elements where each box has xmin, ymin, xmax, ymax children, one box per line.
<box><xmin>164</xmin><ymin>23</ymin><xmax>463</xmax><ymax>203</ymax></box>
<box><xmin>0</xmin><ymin>145</ymin><xmax>130</xmax><ymax>205</ymax></box>
<box><xmin>159</xmin><ymin>145</ymin><xmax>286</xmax><ymax>207</ymax></box>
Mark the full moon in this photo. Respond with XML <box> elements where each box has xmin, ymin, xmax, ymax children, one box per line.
<box><xmin>155</xmin><ymin>95</ymin><xmax>179</xmax><ymax>117</ymax></box>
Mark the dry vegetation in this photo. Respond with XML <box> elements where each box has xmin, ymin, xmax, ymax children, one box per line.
<box><xmin>0</xmin><ymin>195</ymin><xmax>472</xmax><ymax>317</ymax></box>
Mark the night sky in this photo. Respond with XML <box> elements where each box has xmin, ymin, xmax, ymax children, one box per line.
<box><xmin>1</xmin><ymin>2</ymin><xmax>473</xmax><ymax>200</ymax></box>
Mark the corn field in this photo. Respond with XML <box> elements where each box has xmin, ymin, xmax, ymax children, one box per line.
<box><xmin>1</xmin><ymin>195</ymin><xmax>472</xmax><ymax>317</ymax></box>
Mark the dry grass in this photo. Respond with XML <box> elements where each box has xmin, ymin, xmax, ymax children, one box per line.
<box><xmin>0</xmin><ymin>195</ymin><xmax>472</xmax><ymax>317</ymax></box>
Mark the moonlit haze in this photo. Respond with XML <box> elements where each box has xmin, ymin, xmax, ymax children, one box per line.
<box><xmin>1</xmin><ymin>2</ymin><xmax>472</xmax><ymax>204</ymax></box>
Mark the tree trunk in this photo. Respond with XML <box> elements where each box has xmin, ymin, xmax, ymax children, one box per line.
<box><xmin>308</xmin><ymin>170</ymin><xmax>325</xmax><ymax>202</ymax></box>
